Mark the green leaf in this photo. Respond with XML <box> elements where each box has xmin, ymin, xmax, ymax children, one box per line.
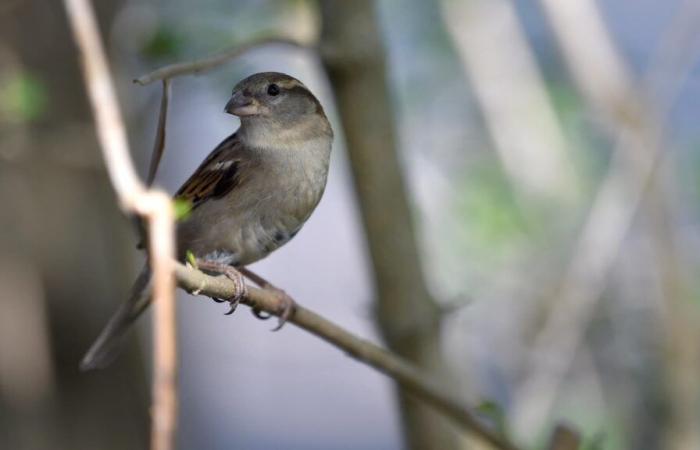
<box><xmin>186</xmin><ymin>250</ymin><xmax>197</xmax><ymax>269</ymax></box>
<box><xmin>0</xmin><ymin>72</ymin><xmax>48</xmax><ymax>123</ymax></box>
<box><xmin>141</xmin><ymin>27</ymin><xmax>185</xmax><ymax>60</ymax></box>
<box><xmin>457</xmin><ymin>162</ymin><xmax>527</xmax><ymax>252</ymax></box>
<box><xmin>173</xmin><ymin>198</ymin><xmax>192</xmax><ymax>221</ymax></box>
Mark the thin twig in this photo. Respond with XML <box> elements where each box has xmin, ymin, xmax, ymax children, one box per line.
<box><xmin>134</xmin><ymin>37</ymin><xmax>307</xmax><ymax>85</ymax></box>
<box><xmin>147</xmin><ymin>79</ymin><xmax>171</xmax><ymax>186</ymax></box>
<box><xmin>62</xmin><ymin>1</ymin><xmax>177</xmax><ymax>450</ymax></box>
<box><xmin>174</xmin><ymin>262</ymin><xmax>520</xmax><ymax>450</ymax></box>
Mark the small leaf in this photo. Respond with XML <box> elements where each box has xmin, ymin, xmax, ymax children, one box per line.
<box><xmin>186</xmin><ymin>250</ymin><xmax>197</xmax><ymax>269</ymax></box>
<box><xmin>173</xmin><ymin>198</ymin><xmax>192</xmax><ymax>221</ymax></box>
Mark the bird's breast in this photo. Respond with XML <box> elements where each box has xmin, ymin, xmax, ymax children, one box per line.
<box><xmin>183</xmin><ymin>137</ymin><xmax>331</xmax><ymax>266</ymax></box>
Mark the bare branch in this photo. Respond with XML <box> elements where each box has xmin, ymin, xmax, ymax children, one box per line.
<box><xmin>174</xmin><ymin>262</ymin><xmax>520</xmax><ymax>450</ymax></box>
<box><xmin>319</xmin><ymin>2</ymin><xmax>463</xmax><ymax>447</ymax></box>
<box><xmin>147</xmin><ymin>79</ymin><xmax>171</xmax><ymax>186</ymax></box>
<box><xmin>147</xmin><ymin>195</ymin><xmax>177</xmax><ymax>450</ymax></box>
<box><xmin>134</xmin><ymin>37</ymin><xmax>307</xmax><ymax>85</ymax></box>
<box><xmin>62</xmin><ymin>1</ymin><xmax>177</xmax><ymax>450</ymax></box>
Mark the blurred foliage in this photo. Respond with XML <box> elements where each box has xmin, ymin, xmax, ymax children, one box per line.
<box><xmin>141</xmin><ymin>26</ymin><xmax>186</xmax><ymax>61</ymax></box>
<box><xmin>456</xmin><ymin>161</ymin><xmax>528</xmax><ymax>258</ymax></box>
<box><xmin>476</xmin><ymin>400</ymin><xmax>510</xmax><ymax>439</ymax></box>
<box><xmin>577</xmin><ymin>422</ymin><xmax>623</xmax><ymax>450</ymax></box>
<box><xmin>548</xmin><ymin>82</ymin><xmax>612</xmax><ymax>186</ymax></box>
<box><xmin>142</xmin><ymin>0</ymin><xmax>310</xmax><ymax>59</ymax></box>
<box><xmin>0</xmin><ymin>71</ymin><xmax>48</xmax><ymax>124</ymax></box>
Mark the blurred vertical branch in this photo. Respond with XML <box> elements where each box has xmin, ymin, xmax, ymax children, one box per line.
<box><xmin>62</xmin><ymin>0</ymin><xmax>178</xmax><ymax>449</ymax></box>
<box><xmin>441</xmin><ymin>0</ymin><xmax>579</xmax><ymax>207</ymax></box>
<box><xmin>319</xmin><ymin>1</ymin><xmax>462</xmax><ymax>448</ymax></box>
<box><xmin>510</xmin><ymin>0</ymin><xmax>700</xmax><ymax>445</ymax></box>
<box><xmin>635</xmin><ymin>4</ymin><xmax>700</xmax><ymax>449</ymax></box>
<box><xmin>0</xmin><ymin>0</ymin><xmax>149</xmax><ymax>448</ymax></box>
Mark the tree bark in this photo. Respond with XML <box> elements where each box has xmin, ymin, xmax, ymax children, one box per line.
<box><xmin>319</xmin><ymin>2</ymin><xmax>461</xmax><ymax>449</ymax></box>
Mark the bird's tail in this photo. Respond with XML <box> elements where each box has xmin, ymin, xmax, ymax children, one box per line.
<box><xmin>80</xmin><ymin>264</ymin><xmax>153</xmax><ymax>371</ymax></box>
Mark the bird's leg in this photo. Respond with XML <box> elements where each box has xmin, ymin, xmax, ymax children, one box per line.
<box><xmin>238</xmin><ymin>267</ymin><xmax>296</xmax><ymax>331</ymax></box>
<box><xmin>195</xmin><ymin>259</ymin><xmax>248</xmax><ymax>315</ymax></box>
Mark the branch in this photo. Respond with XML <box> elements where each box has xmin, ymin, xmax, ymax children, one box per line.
<box><xmin>174</xmin><ymin>262</ymin><xmax>520</xmax><ymax>450</ymax></box>
<box><xmin>62</xmin><ymin>1</ymin><xmax>177</xmax><ymax>450</ymax></box>
<box><xmin>147</xmin><ymin>79</ymin><xmax>171</xmax><ymax>186</ymax></box>
<box><xmin>134</xmin><ymin>37</ymin><xmax>307</xmax><ymax>85</ymax></box>
<box><xmin>319</xmin><ymin>2</ymin><xmax>463</xmax><ymax>447</ymax></box>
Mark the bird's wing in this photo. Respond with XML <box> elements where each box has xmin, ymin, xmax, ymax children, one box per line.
<box><xmin>136</xmin><ymin>132</ymin><xmax>249</xmax><ymax>249</ymax></box>
<box><xmin>175</xmin><ymin>132</ymin><xmax>250</xmax><ymax>210</ymax></box>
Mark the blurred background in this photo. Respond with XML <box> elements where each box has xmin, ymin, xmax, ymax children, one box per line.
<box><xmin>1</xmin><ymin>0</ymin><xmax>699</xmax><ymax>449</ymax></box>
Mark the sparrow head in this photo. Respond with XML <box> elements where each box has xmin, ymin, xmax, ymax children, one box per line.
<box><xmin>226</xmin><ymin>72</ymin><xmax>332</xmax><ymax>148</ymax></box>
<box><xmin>226</xmin><ymin>72</ymin><xmax>324</xmax><ymax>121</ymax></box>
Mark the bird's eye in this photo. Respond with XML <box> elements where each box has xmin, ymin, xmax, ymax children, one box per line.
<box><xmin>267</xmin><ymin>84</ymin><xmax>280</xmax><ymax>96</ymax></box>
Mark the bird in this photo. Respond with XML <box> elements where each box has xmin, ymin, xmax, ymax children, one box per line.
<box><xmin>81</xmin><ymin>72</ymin><xmax>333</xmax><ymax>370</ymax></box>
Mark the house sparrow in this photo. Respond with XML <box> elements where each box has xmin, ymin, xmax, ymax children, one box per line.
<box><xmin>81</xmin><ymin>72</ymin><xmax>333</xmax><ymax>370</ymax></box>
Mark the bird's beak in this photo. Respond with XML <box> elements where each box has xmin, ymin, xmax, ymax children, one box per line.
<box><xmin>224</xmin><ymin>91</ymin><xmax>258</xmax><ymax>117</ymax></box>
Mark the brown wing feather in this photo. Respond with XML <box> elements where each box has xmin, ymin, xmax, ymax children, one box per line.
<box><xmin>175</xmin><ymin>132</ymin><xmax>245</xmax><ymax>209</ymax></box>
<box><xmin>137</xmin><ymin>133</ymin><xmax>246</xmax><ymax>250</ymax></box>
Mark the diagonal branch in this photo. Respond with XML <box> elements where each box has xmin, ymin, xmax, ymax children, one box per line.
<box><xmin>174</xmin><ymin>262</ymin><xmax>520</xmax><ymax>450</ymax></box>
<box><xmin>134</xmin><ymin>37</ymin><xmax>307</xmax><ymax>85</ymax></box>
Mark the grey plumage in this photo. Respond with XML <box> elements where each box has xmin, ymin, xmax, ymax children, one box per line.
<box><xmin>81</xmin><ymin>72</ymin><xmax>333</xmax><ymax>370</ymax></box>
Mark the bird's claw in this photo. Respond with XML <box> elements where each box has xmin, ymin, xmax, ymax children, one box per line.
<box><xmin>195</xmin><ymin>259</ymin><xmax>247</xmax><ymax>317</ymax></box>
<box><xmin>272</xmin><ymin>289</ymin><xmax>295</xmax><ymax>331</ymax></box>
<box><xmin>224</xmin><ymin>298</ymin><xmax>240</xmax><ymax>315</ymax></box>
<box><xmin>250</xmin><ymin>287</ymin><xmax>294</xmax><ymax>330</ymax></box>
<box><xmin>223</xmin><ymin>269</ymin><xmax>247</xmax><ymax>316</ymax></box>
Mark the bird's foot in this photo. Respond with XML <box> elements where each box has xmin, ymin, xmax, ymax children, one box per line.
<box><xmin>260</xmin><ymin>287</ymin><xmax>295</xmax><ymax>331</ymax></box>
<box><xmin>195</xmin><ymin>259</ymin><xmax>248</xmax><ymax>315</ymax></box>
<box><xmin>273</xmin><ymin>289</ymin><xmax>295</xmax><ymax>331</ymax></box>
<box><xmin>237</xmin><ymin>267</ymin><xmax>295</xmax><ymax>330</ymax></box>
